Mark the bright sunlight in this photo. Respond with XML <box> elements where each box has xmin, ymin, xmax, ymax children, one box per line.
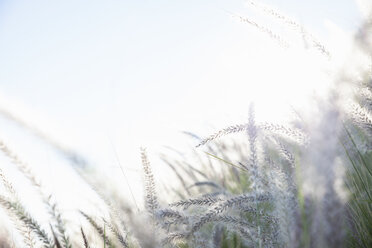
<box><xmin>0</xmin><ymin>0</ymin><xmax>370</xmax><ymax>247</ymax></box>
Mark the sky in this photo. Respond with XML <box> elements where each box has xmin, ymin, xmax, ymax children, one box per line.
<box><xmin>0</xmin><ymin>0</ymin><xmax>365</xmax><ymax>209</ymax></box>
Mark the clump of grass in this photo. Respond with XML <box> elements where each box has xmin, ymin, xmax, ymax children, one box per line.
<box><xmin>342</xmin><ymin>125</ymin><xmax>372</xmax><ymax>248</ymax></box>
<box><xmin>0</xmin><ymin>140</ymin><xmax>72</xmax><ymax>248</ymax></box>
<box><xmin>0</xmin><ymin>1</ymin><xmax>371</xmax><ymax>248</ymax></box>
<box><xmin>0</xmin><ymin>195</ymin><xmax>53</xmax><ymax>248</ymax></box>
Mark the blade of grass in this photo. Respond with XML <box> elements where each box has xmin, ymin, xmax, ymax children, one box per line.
<box><xmin>204</xmin><ymin>152</ymin><xmax>247</xmax><ymax>171</ymax></box>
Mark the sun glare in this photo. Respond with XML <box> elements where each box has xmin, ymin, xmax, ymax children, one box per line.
<box><xmin>0</xmin><ymin>0</ymin><xmax>370</xmax><ymax>247</ymax></box>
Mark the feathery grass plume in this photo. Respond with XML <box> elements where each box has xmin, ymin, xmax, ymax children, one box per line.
<box><xmin>214</xmin><ymin>215</ymin><xmax>255</xmax><ymax>232</ymax></box>
<box><xmin>359</xmin><ymin>86</ymin><xmax>372</xmax><ymax>101</ymax></box>
<box><xmin>0</xmin><ymin>169</ymin><xmax>35</xmax><ymax>247</ymax></box>
<box><xmin>247</xmin><ymin>104</ymin><xmax>262</xmax><ymax>191</ymax></box>
<box><xmin>80</xmin><ymin>228</ymin><xmax>90</xmax><ymax>248</ymax></box>
<box><xmin>187</xmin><ymin>193</ymin><xmax>271</xmax><ymax>236</ymax></box>
<box><xmin>0</xmin><ymin>168</ymin><xmax>16</xmax><ymax>196</ymax></box>
<box><xmin>259</xmin><ymin>122</ymin><xmax>309</xmax><ymax>145</ymax></box>
<box><xmin>103</xmin><ymin>219</ymin><xmax>129</xmax><ymax>248</ymax></box>
<box><xmin>248</xmin><ymin>0</ymin><xmax>297</xmax><ymax>26</ymax></box>
<box><xmin>79</xmin><ymin>211</ymin><xmax>116</xmax><ymax>248</ymax></box>
<box><xmin>0</xmin><ymin>140</ymin><xmax>41</xmax><ymax>188</ymax></box>
<box><xmin>140</xmin><ymin>148</ymin><xmax>159</xmax><ymax>216</ymax></box>
<box><xmin>0</xmin><ymin>195</ymin><xmax>53</xmax><ymax>248</ymax></box>
<box><xmin>162</xmin><ymin>232</ymin><xmax>187</xmax><ymax>246</ymax></box>
<box><xmin>266</xmin><ymin>138</ymin><xmax>298</xmax><ymax>204</ymax></box>
<box><xmin>247</xmin><ymin>0</ymin><xmax>331</xmax><ymax>58</ymax></box>
<box><xmin>231</xmin><ymin>13</ymin><xmax>289</xmax><ymax>47</ymax></box>
<box><xmin>196</xmin><ymin>122</ymin><xmax>308</xmax><ymax>148</ymax></box>
<box><xmin>156</xmin><ymin>208</ymin><xmax>189</xmax><ymax>231</ymax></box>
<box><xmin>273</xmin><ymin>138</ymin><xmax>296</xmax><ymax>168</ymax></box>
<box><xmin>350</xmin><ymin>103</ymin><xmax>372</xmax><ymax>135</ymax></box>
<box><xmin>169</xmin><ymin>196</ymin><xmax>222</xmax><ymax>210</ymax></box>
<box><xmin>0</xmin><ymin>140</ymin><xmax>71</xmax><ymax>248</ymax></box>
<box><xmin>247</xmin><ymin>103</ymin><xmax>263</xmax><ymax>247</ymax></box>
<box><xmin>24</xmin><ymin>228</ymin><xmax>35</xmax><ymax>248</ymax></box>
<box><xmin>265</xmin><ymin>154</ymin><xmax>297</xmax><ymax>247</ymax></box>
<box><xmin>157</xmin><ymin>208</ymin><xmax>185</xmax><ymax>220</ymax></box>
<box><xmin>196</xmin><ymin>124</ymin><xmax>247</xmax><ymax>147</ymax></box>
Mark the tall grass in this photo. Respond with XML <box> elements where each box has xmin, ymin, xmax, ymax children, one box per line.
<box><xmin>0</xmin><ymin>1</ymin><xmax>371</xmax><ymax>247</ymax></box>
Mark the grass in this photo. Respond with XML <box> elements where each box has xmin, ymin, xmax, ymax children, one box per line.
<box><xmin>0</xmin><ymin>1</ymin><xmax>371</xmax><ymax>247</ymax></box>
<box><xmin>342</xmin><ymin>125</ymin><xmax>372</xmax><ymax>248</ymax></box>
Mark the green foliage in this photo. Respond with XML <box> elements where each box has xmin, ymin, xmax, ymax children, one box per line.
<box><xmin>342</xmin><ymin>126</ymin><xmax>372</xmax><ymax>248</ymax></box>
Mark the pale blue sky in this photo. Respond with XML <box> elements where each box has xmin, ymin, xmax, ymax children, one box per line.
<box><xmin>0</xmin><ymin>0</ymin><xmax>363</xmax><ymax>191</ymax></box>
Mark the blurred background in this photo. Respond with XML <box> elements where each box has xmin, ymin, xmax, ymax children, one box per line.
<box><xmin>0</xmin><ymin>0</ymin><xmax>364</xmax><ymax>209</ymax></box>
